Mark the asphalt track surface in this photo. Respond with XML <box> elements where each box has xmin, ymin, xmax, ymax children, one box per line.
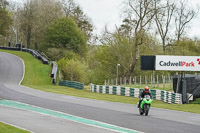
<box><xmin>0</xmin><ymin>52</ymin><xmax>200</xmax><ymax>133</ymax></box>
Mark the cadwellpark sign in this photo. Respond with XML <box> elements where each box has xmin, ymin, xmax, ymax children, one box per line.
<box><xmin>159</xmin><ymin>61</ymin><xmax>195</xmax><ymax>67</ymax></box>
<box><xmin>156</xmin><ymin>55</ymin><xmax>200</xmax><ymax>71</ymax></box>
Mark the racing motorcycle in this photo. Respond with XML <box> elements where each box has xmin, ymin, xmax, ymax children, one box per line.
<box><xmin>139</xmin><ymin>95</ymin><xmax>152</xmax><ymax>116</ymax></box>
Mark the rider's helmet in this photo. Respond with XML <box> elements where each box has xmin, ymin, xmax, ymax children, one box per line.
<box><xmin>144</xmin><ymin>86</ymin><xmax>149</xmax><ymax>93</ymax></box>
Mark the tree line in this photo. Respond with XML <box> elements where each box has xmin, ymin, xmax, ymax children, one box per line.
<box><xmin>0</xmin><ymin>0</ymin><xmax>200</xmax><ymax>85</ymax></box>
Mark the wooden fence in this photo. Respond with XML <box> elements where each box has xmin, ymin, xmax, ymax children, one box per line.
<box><xmin>105</xmin><ymin>75</ymin><xmax>173</xmax><ymax>88</ymax></box>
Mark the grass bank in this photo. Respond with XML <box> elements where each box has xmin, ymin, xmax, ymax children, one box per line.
<box><xmin>1</xmin><ymin>49</ymin><xmax>200</xmax><ymax>114</ymax></box>
<box><xmin>0</xmin><ymin>50</ymin><xmax>51</xmax><ymax>85</ymax></box>
<box><xmin>0</xmin><ymin>122</ymin><xmax>30</xmax><ymax>133</ymax></box>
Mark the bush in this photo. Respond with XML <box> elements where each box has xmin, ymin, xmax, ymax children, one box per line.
<box><xmin>57</xmin><ymin>58</ymin><xmax>89</xmax><ymax>84</ymax></box>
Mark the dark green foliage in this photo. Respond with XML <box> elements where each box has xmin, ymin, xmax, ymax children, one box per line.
<box><xmin>45</xmin><ymin>17</ymin><xmax>87</xmax><ymax>56</ymax></box>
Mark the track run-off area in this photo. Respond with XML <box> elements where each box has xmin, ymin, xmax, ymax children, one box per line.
<box><xmin>0</xmin><ymin>52</ymin><xmax>200</xmax><ymax>133</ymax></box>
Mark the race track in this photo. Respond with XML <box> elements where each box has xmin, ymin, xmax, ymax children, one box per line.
<box><xmin>0</xmin><ymin>52</ymin><xmax>200</xmax><ymax>133</ymax></box>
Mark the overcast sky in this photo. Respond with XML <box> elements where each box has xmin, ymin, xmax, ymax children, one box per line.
<box><xmin>75</xmin><ymin>0</ymin><xmax>124</xmax><ymax>36</ymax></box>
<box><xmin>75</xmin><ymin>0</ymin><xmax>200</xmax><ymax>38</ymax></box>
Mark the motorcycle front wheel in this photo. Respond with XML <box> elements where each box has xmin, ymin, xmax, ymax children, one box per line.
<box><xmin>139</xmin><ymin>108</ymin><xmax>143</xmax><ymax>115</ymax></box>
<box><xmin>144</xmin><ymin>104</ymin><xmax>150</xmax><ymax>116</ymax></box>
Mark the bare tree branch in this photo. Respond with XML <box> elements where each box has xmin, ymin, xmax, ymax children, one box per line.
<box><xmin>122</xmin><ymin>0</ymin><xmax>157</xmax><ymax>76</ymax></box>
<box><xmin>155</xmin><ymin>0</ymin><xmax>175</xmax><ymax>54</ymax></box>
<box><xmin>175</xmin><ymin>0</ymin><xmax>198</xmax><ymax>42</ymax></box>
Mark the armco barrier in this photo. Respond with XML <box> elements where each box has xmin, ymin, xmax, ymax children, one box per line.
<box><xmin>90</xmin><ymin>84</ymin><xmax>182</xmax><ymax>104</ymax></box>
<box><xmin>22</xmin><ymin>48</ymin><xmax>49</xmax><ymax>64</ymax></box>
<box><xmin>51</xmin><ymin>61</ymin><xmax>58</xmax><ymax>84</ymax></box>
<box><xmin>59</xmin><ymin>80</ymin><xmax>84</xmax><ymax>90</ymax></box>
<box><xmin>0</xmin><ymin>46</ymin><xmax>49</xmax><ymax>64</ymax></box>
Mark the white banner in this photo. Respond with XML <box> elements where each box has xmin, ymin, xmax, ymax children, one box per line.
<box><xmin>155</xmin><ymin>55</ymin><xmax>200</xmax><ymax>71</ymax></box>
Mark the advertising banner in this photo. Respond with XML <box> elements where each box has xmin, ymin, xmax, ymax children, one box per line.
<box><xmin>155</xmin><ymin>55</ymin><xmax>200</xmax><ymax>71</ymax></box>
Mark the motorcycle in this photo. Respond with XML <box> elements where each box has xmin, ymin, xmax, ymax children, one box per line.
<box><xmin>139</xmin><ymin>95</ymin><xmax>152</xmax><ymax>116</ymax></box>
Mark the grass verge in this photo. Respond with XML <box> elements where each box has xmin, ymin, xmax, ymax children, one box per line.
<box><xmin>1</xmin><ymin>49</ymin><xmax>200</xmax><ymax>114</ymax></box>
<box><xmin>0</xmin><ymin>122</ymin><xmax>30</xmax><ymax>133</ymax></box>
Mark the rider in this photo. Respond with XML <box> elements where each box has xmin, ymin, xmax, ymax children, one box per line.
<box><xmin>138</xmin><ymin>86</ymin><xmax>152</xmax><ymax>108</ymax></box>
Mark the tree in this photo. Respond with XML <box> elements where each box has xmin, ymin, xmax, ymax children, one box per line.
<box><xmin>0</xmin><ymin>0</ymin><xmax>12</xmax><ymax>36</ymax></box>
<box><xmin>9</xmin><ymin>0</ymin><xmax>92</xmax><ymax>50</ymax></box>
<box><xmin>6</xmin><ymin>1</ymin><xmax>22</xmax><ymax>47</ymax></box>
<box><xmin>122</xmin><ymin>0</ymin><xmax>157</xmax><ymax>76</ymax></box>
<box><xmin>155</xmin><ymin>0</ymin><xmax>175</xmax><ymax>54</ymax></box>
<box><xmin>95</xmin><ymin>26</ymin><xmax>160</xmax><ymax>84</ymax></box>
<box><xmin>18</xmin><ymin>0</ymin><xmax>35</xmax><ymax>48</ymax></box>
<box><xmin>45</xmin><ymin>17</ymin><xmax>87</xmax><ymax>56</ymax></box>
<box><xmin>72</xmin><ymin>6</ymin><xmax>93</xmax><ymax>43</ymax></box>
<box><xmin>175</xmin><ymin>0</ymin><xmax>198</xmax><ymax>43</ymax></box>
<box><xmin>18</xmin><ymin>0</ymin><xmax>62</xmax><ymax>49</ymax></box>
<box><xmin>100</xmin><ymin>28</ymin><xmax>136</xmax><ymax>77</ymax></box>
<box><xmin>31</xmin><ymin>0</ymin><xmax>63</xmax><ymax>50</ymax></box>
<box><xmin>60</xmin><ymin>0</ymin><xmax>76</xmax><ymax>17</ymax></box>
<box><xmin>169</xmin><ymin>38</ymin><xmax>199</xmax><ymax>56</ymax></box>
<box><xmin>60</xmin><ymin>0</ymin><xmax>93</xmax><ymax>43</ymax></box>
<box><xmin>90</xmin><ymin>45</ymin><xmax>118</xmax><ymax>84</ymax></box>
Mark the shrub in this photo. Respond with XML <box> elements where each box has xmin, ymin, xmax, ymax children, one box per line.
<box><xmin>57</xmin><ymin>58</ymin><xmax>89</xmax><ymax>84</ymax></box>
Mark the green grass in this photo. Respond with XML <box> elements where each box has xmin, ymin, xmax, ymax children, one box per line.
<box><xmin>1</xmin><ymin>49</ymin><xmax>200</xmax><ymax>114</ymax></box>
<box><xmin>0</xmin><ymin>122</ymin><xmax>30</xmax><ymax>133</ymax></box>
<box><xmin>190</xmin><ymin>98</ymin><xmax>200</xmax><ymax>104</ymax></box>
